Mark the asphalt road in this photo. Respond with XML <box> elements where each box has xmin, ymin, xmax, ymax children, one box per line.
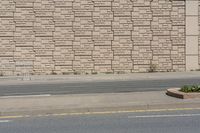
<box><xmin>0</xmin><ymin>78</ymin><xmax>200</xmax><ymax>96</ymax></box>
<box><xmin>0</xmin><ymin>109</ymin><xmax>200</xmax><ymax>133</ymax></box>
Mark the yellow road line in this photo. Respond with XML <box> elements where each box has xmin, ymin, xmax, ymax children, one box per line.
<box><xmin>51</xmin><ymin>107</ymin><xmax>200</xmax><ymax>116</ymax></box>
<box><xmin>0</xmin><ymin>115</ymin><xmax>25</xmax><ymax>119</ymax></box>
<box><xmin>1</xmin><ymin>107</ymin><xmax>200</xmax><ymax>120</ymax></box>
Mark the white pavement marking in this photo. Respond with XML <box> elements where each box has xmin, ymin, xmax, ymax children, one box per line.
<box><xmin>0</xmin><ymin>94</ymin><xmax>51</xmax><ymax>99</ymax></box>
<box><xmin>0</xmin><ymin>120</ymin><xmax>12</xmax><ymax>123</ymax></box>
<box><xmin>129</xmin><ymin>114</ymin><xmax>200</xmax><ymax>119</ymax></box>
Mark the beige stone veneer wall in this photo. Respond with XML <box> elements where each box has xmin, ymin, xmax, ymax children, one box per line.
<box><xmin>0</xmin><ymin>0</ymin><xmax>187</xmax><ymax>75</ymax></box>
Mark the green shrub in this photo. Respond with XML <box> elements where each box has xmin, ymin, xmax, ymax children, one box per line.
<box><xmin>180</xmin><ymin>85</ymin><xmax>200</xmax><ymax>93</ymax></box>
<box><xmin>148</xmin><ymin>63</ymin><xmax>157</xmax><ymax>73</ymax></box>
<box><xmin>92</xmin><ymin>72</ymin><xmax>98</xmax><ymax>75</ymax></box>
<box><xmin>0</xmin><ymin>71</ymin><xmax>3</xmax><ymax>76</ymax></box>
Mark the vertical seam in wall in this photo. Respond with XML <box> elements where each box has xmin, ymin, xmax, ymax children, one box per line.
<box><xmin>72</xmin><ymin>0</ymin><xmax>75</xmax><ymax>73</ymax></box>
<box><xmin>52</xmin><ymin>1</ymin><xmax>56</xmax><ymax>73</ymax></box>
<box><xmin>198</xmin><ymin>1</ymin><xmax>200</xmax><ymax>68</ymax></box>
<box><xmin>92</xmin><ymin>0</ymin><xmax>95</xmax><ymax>73</ymax></box>
<box><xmin>13</xmin><ymin>0</ymin><xmax>16</xmax><ymax>75</ymax></box>
<box><xmin>185</xmin><ymin>0</ymin><xmax>187</xmax><ymax>71</ymax></box>
<box><xmin>170</xmin><ymin>0</ymin><xmax>173</xmax><ymax>71</ymax></box>
<box><xmin>131</xmin><ymin>0</ymin><xmax>133</xmax><ymax>73</ymax></box>
<box><xmin>111</xmin><ymin>0</ymin><xmax>114</xmax><ymax>73</ymax></box>
<box><xmin>150</xmin><ymin>0</ymin><xmax>153</xmax><ymax>69</ymax></box>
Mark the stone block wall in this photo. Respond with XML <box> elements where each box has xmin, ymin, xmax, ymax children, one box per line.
<box><xmin>0</xmin><ymin>0</ymin><xmax>189</xmax><ymax>75</ymax></box>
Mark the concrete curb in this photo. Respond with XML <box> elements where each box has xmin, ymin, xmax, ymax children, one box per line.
<box><xmin>1</xmin><ymin>71</ymin><xmax>200</xmax><ymax>84</ymax></box>
<box><xmin>167</xmin><ymin>88</ymin><xmax>200</xmax><ymax>99</ymax></box>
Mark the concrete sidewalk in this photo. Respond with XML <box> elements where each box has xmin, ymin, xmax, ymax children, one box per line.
<box><xmin>0</xmin><ymin>71</ymin><xmax>200</xmax><ymax>85</ymax></box>
<box><xmin>0</xmin><ymin>91</ymin><xmax>200</xmax><ymax>117</ymax></box>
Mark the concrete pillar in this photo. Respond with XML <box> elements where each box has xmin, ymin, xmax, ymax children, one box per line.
<box><xmin>186</xmin><ymin>0</ymin><xmax>199</xmax><ymax>71</ymax></box>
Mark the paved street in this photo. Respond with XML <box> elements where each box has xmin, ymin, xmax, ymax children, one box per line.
<box><xmin>0</xmin><ymin>109</ymin><xmax>200</xmax><ymax>133</ymax></box>
<box><xmin>0</xmin><ymin>77</ymin><xmax>200</xmax><ymax>96</ymax></box>
<box><xmin>0</xmin><ymin>72</ymin><xmax>199</xmax><ymax>132</ymax></box>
